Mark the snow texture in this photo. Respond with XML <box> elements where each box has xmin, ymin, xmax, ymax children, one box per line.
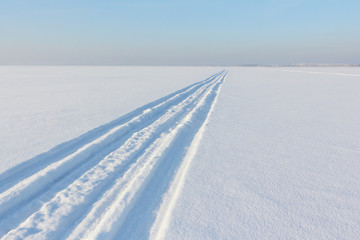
<box><xmin>162</xmin><ymin>67</ymin><xmax>360</xmax><ymax>239</ymax></box>
<box><xmin>1</xmin><ymin>66</ymin><xmax>360</xmax><ymax>239</ymax></box>
<box><xmin>0</xmin><ymin>68</ymin><xmax>226</xmax><ymax>239</ymax></box>
<box><xmin>0</xmin><ymin>66</ymin><xmax>222</xmax><ymax>174</ymax></box>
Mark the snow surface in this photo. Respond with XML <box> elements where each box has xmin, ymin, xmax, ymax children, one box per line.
<box><xmin>1</xmin><ymin>67</ymin><xmax>360</xmax><ymax>239</ymax></box>
<box><xmin>0</xmin><ymin>66</ymin><xmax>221</xmax><ymax>174</ymax></box>
<box><xmin>162</xmin><ymin>67</ymin><xmax>360</xmax><ymax>239</ymax></box>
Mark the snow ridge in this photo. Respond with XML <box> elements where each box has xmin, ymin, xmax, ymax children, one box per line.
<box><xmin>0</xmin><ymin>70</ymin><xmax>226</xmax><ymax>240</ymax></box>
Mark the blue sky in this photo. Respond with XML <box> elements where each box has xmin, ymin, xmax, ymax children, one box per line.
<box><xmin>0</xmin><ymin>0</ymin><xmax>359</xmax><ymax>65</ymax></box>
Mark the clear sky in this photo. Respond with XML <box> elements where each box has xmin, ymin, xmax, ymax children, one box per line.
<box><xmin>1</xmin><ymin>0</ymin><xmax>359</xmax><ymax>65</ymax></box>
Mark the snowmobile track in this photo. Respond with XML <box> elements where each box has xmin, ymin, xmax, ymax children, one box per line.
<box><xmin>0</xmin><ymin>70</ymin><xmax>227</xmax><ymax>240</ymax></box>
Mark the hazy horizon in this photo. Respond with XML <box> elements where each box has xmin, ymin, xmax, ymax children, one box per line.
<box><xmin>1</xmin><ymin>0</ymin><xmax>359</xmax><ymax>65</ymax></box>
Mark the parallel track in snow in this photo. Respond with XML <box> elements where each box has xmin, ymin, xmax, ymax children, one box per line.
<box><xmin>0</xmin><ymin>70</ymin><xmax>227</xmax><ymax>240</ymax></box>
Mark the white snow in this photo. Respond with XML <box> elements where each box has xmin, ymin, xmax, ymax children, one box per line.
<box><xmin>161</xmin><ymin>67</ymin><xmax>360</xmax><ymax>239</ymax></box>
<box><xmin>1</xmin><ymin>66</ymin><xmax>359</xmax><ymax>239</ymax></box>
<box><xmin>0</xmin><ymin>66</ymin><xmax>222</xmax><ymax>174</ymax></box>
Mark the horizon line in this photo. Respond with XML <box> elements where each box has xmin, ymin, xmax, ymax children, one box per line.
<box><xmin>1</xmin><ymin>63</ymin><xmax>360</xmax><ymax>67</ymax></box>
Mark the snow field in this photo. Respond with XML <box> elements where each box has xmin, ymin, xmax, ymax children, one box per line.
<box><xmin>0</xmin><ymin>70</ymin><xmax>227</xmax><ymax>239</ymax></box>
<box><xmin>1</xmin><ymin>66</ymin><xmax>360</xmax><ymax>239</ymax></box>
<box><xmin>0</xmin><ymin>66</ymin><xmax>222</xmax><ymax>174</ymax></box>
<box><xmin>162</xmin><ymin>67</ymin><xmax>360</xmax><ymax>239</ymax></box>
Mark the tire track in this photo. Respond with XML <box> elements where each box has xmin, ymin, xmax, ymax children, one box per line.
<box><xmin>0</xmin><ymin>71</ymin><xmax>222</xmax><ymax>233</ymax></box>
<box><xmin>150</xmin><ymin>70</ymin><xmax>227</xmax><ymax>240</ymax></box>
<box><xmin>0</xmin><ymin>70</ymin><xmax>222</xmax><ymax>194</ymax></box>
<box><xmin>66</xmin><ymin>72</ymin><xmax>226</xmax><ymax>240</ymax></box>
<box><xmin>0</xmin><ymin>70</ymin><xmax>226</xmax><ymax>240</ymax></box>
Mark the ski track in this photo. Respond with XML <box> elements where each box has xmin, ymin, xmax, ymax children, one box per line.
<box><xmin>150</xmin><ymin>69</ymin><xmax>226</xmax><ymax>240</ymax></box>
<box><xmin>0</xmin><ymin>70</ymin><xmax>227</xmax><ymax>240</ymax></box>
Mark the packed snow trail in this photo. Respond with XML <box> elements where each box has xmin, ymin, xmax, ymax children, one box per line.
<box><xmin>0</xmin><ymin>70</ymin><xmax>227</xmax><ymax>240</ymax></box>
